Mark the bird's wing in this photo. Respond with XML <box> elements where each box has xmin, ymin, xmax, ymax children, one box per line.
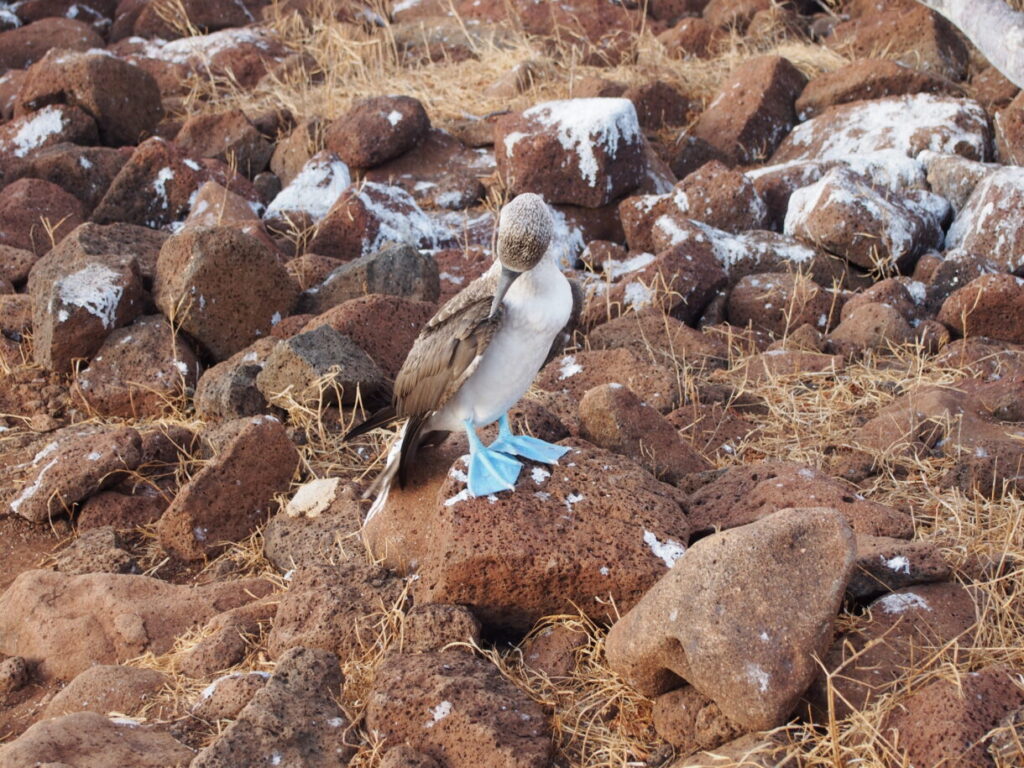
<box><xmin>394</xmin><ymin>270</ymin><xmax>501</xmax><ymax>418</ymax></box>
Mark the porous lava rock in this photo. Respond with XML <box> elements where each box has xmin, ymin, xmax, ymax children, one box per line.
<box><xmin>805</xmin><ymin>582</ymin><xmax>979</xmax><ymax>719</ymax></box>
<box><xmin>42</xmin><ymin>665</ymin><xmax>168</xmax><ymax>718</ymax></box>
<box><xmin>156</xmin><ymin>415</ymin><xmax>299</xmax><ymax>561</ymax></box>
<box><xmin>365</xmin><ymin>650</ymin><xmax>552</xmax><ymax>768</ymax></box>
<box><xmin>5</xmin><ymin>425</ymin><xmax>143</xmax><ymax>523</ymax></box>
<box><xmin>579</xmin><ymin>383</ymin><xmax>712</xmax><ymax>483</ymax></box>
<box><xmin>0</xmin><ymin>711</ymin><xmax>192</xmax><ymax>767</ymax></box>
<box><xmin>15</xmin><ymin>48</ymin><xmax>163</xmax><ymax>146</ymax></box>
<box><xmin>74</xmin><ymin>315</ymin><xmax>201</xmax><ymax>418</ymax></box>
<box><xmin>267</xmin><ymin>561</ymin><xmax>407</xmax><ymax>663</ymax></box>
<box><xmin>691</xmin><ymin>55</ymin><xmax>807</xmax><ymax>165</ymax></box>
<box><xmin>154</xmin><ymin>226</ymin><xmax>298</xmax><ymax>361</ymax></box>
<box><xmin>190</xmin><ymin>647</ymin><xmax>354</xmax><ymax>768</ymax></box>
<box><xmin>495</xmin><ymin>98</ymin><xmax>645</xmax><ymax>207</ymax></box>
<box><xmin>605</xmin><ymin>507</ymin><xmax>855</xmax><ymax>729</ymax></box>
<box><xmin>687</xmin><ymin>461</ymin><xmax>913</xmax><ymax>538</ymax></box>
<box><xmin>364</xmin><ymin>438</ymin><xmax>689</xmax><ymax>632</ymax></box>
<box><xmin>0</xmin><ymin>569</ymin><xmax>271</xmax><ymax>680</ymax></box>
<box><xmin>324</xmin><ymin>94</ymin><xmax>431</xmax><ymax>168</ymax></box>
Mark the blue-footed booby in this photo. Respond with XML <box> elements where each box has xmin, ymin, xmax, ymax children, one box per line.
<box><xmin>345</xmin><ymin>193</ymin><xmax>573</xmax><ymax>515</ymax></box>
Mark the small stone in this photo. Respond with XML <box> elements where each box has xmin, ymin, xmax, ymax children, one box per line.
<box><xmin>175</xmin><ymin>109</ymin><xmax>273</xmax><ymax>179</ymax></box>
<box><xmin>193</xmin><ymin>338</ymin><xmax>277</xmax><ymax>422</ymax></box>
<box><xmin>579</xmin><ymin>383</ymin><xmax>711</xmax><ymax>484</ymax></box>
<box><xmin>938</xmin><ymin>273</ymin><xmax>1024</xmax><ymax>345</ymax></box>
<box><xmin>652</xmin><ymin>686</ymin><xmax>743</xmax><ymax>754</ymax></box>
<box><xmin>54</xmin><ymin>526</ymin><xmax>136</xmax><ymax>576</ymax></box>
<box><xmin>0</xmin><ymin>656</ymin><xmax>28</xmax><ymax>699</ymax></box>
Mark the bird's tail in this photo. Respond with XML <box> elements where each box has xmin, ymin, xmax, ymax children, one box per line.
<box><xmin>365</xmin><ymin>420</ymin><xmax>407</xmax><ymax>523</ymax></box>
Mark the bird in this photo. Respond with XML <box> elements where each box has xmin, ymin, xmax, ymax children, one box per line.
<box><xmin>345</xmin><ymin>193</ymin><xmax>574</xmax><ymax>518</ymax></box>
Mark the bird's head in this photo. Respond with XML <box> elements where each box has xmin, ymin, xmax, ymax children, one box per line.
<box><xmin>490</xmin><ymin>193</ymin><xmax>554</xmax><ymax>317</ymax></box>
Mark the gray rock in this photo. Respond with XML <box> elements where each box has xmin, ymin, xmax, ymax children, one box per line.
<box><xmin>255</xmin><ymin>325</ymin><xmax>385</xmax><ymax>407</ymax></box>
<box><xmin>300</xmin><ymin>243</ymin><xmax>440</xmax><ymax>314</ymax></box>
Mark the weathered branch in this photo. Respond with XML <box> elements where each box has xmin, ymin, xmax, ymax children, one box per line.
<box><xmin>917</xmin><ymin>0</ymin><xmax>1024</xmax><ymax>89</ymax></box>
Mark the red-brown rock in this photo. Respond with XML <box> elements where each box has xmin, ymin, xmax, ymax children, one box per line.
<box><xmin>74</xmin><ymin>314</ymin><xmax>201</xmax><ymax>418</ymax></box>
<box><xmin>156</xmin><ymin>416</ymin><xmax>298</xmax><ymax>560</ymax></box>
<box><xmin>726</xmin><ymin>272</ymin><xmax>836</xmax><ymax>336</ymax></box>
<box><xmin>495</xmin><ymin>98</ymin><xmax>645</xmax><ymax>207</ymax></box>
<box><xmin>324</xmin><ymin>94</ymin><xmax>431</xmax><ymax>169</ymax></box>
<box><xmin>366</xmin><ymin>650</ymin><xmax>552</xmax><ymax>768</ymax></box>
<box><xmin>0</xmin><ymin>177</ymin><xmax>84</xmax><ymax>256</ymax></box>
<box><xmin>579</xmin><ymin>383</ymin><xmax>712</xmax><ymax>483</ymax></box>
<box><xmin>691</xmin><ymin>55</ymin><xmax>806</xmax><ymax>165</ymax></box>
<box><xmin>536</xmin><ymin>348</ymin><xmax>681</xmax><ymax>413</ymax></box>
<box><xmin>606</xmin><ymin>507</ymin><xmax>855</xmax><ymax>729</ymax></box>
<box><xmin>176</xmin><ymin>109</ymin><xmax>273</xmax><ymax>178</ymax></box>
<box><xmin>154</xmin><ymin>226</ymin><xmax>298</xmax><ymax>362</ymax></box>
<box><xmin>0</xmin><ymin>17</ymin><xmax>103</xmax><ymax>70</ymax></box>
<box><xmin>938</xmin><ymin>273</ymin><xmax>1024</xmax><ymax>344</ymax></box>
<box><xmin>0</xmin><ymin>568</ymin><xmax>271</xmax><ymax>679</ymax></box>
<box><xmin>364</xmin><ymin>438</ymin><xmax>689</xmax><ymax>632</ymax></box>
<box><xmin>16</xmin><ymin>48</ymin><xmax>163</xmax><ymax>146</ymax></box>
<box><xmin>687</xmin><ymin>461</ymin><xmax>913</xmax><ymax>538</ymax></box>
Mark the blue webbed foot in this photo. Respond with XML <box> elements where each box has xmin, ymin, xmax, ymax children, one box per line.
<box><xmin>464</xmin><ymin>417</ymin><xmax>522</xmax><ymax>497</ymax></box>
<box><xmin>488</xmin><ymin>413</ymin><xmax>570</xmax><ymax>465</ymax></box>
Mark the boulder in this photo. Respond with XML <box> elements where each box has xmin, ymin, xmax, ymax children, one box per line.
<box><xmin>300</xmin><ymin>243</ymin><xmax>440</xmax><ymax>313</ymax></box>
<box><xmin>944</xmin><ymin>166</ymin><xmax>1024</xmax><ymax>273</ymax></box>
<box><xmin>578</xmin><ymin>383</ymin><xmax>711</xmax><ymax>483</ymax></box>
<box><xmin>54</xmin><ymin>526</ymin><xmax>137</xmax><ymax>576</ymax></box>
<box><xmin>938</xmin><ymin>273</ymin><xmax>1024</xmax><ymax>344</ymax></box>
<box><xmin>265</xmin><ymin>150</ymin><xmax>351</xmax><ymax>224</ymax></box>
<box><xmin>0</xmin><ymin>17</ymin><xmax>103</xmax><ymax>70</ymax></box>
<box><xmin>6</xmin><ymin>425</ymin><xmax>143</xmax><ymax>523</ymax></box>
<box><xmin>824</xmin><ymin>2</ymin><xmax>968</xmax><ymax>82</ymax></box>
<box><xmin>847</xmin><ymin>534</ymin><xmax>951</xmax><ymax>602</ymax></box>
<box><xmin>90</xmin><ymin>137</ymin><xmax>202</xmax><ymax>228</ymax></box>
<box><xmin>0</xmin><ymin>176</ymin><xmax>85</xmax><ymax>256</ymax></box>
<box><xmin>190</xmin><ymin>647</ymin><xmax>354</xmax><ymax>768</ymax></box>
<box><xmin>324</xmin><ymin>94</ymin><xmax>431</xmax><ymax>168</ymax></box>
<box><xmin>43</xmin><ymin>665</ymin><xmax>168</xmax><ymax>718</ymax></box>
<box><xmin>156</xmin><ymin>416</ymin><xmax>299</xmax><ymax>561</ymax></box>
<box><xmin>884</xmin><ymin>666</ymin><xmax>1024</xmax><ymax>768</ymax></box>
<box><xmin>0</xmin><ymin>104</ymin><xmax>97</xmax><ymax>163</ymax></box>
<box><xmin>308</xmin><ymin>181</ymin><xmax>448</xmax><ymax>261</ymax></box>
<box><xmin>805</xmin><ymin>582</ymin><xmax>978</xmax><ymax>718</ymax></box>
<box><xmin>193</xmin><ymin>337</ymin><xmax>277</xmax><ymax>421</ymax></box>
<box><xmin>0</xmin><ymin>568</ymin><xmax>271</xmax><ymax>680</ymax></box>
<box><xmin>301</xmin><ymin>295</ymin><xmax>435</xmax><ymax>379</ymax></box>
<box><xmin>495</xmin><ymin>98</ymin><xmax>645</xmax><ymax>207</ymax></box>
<box><xmin>605</xmin><ymin>507</ymin><xmax>855</xmax><ymax>729</ymax></box>
<box><xmin>254</xmin><ymin>325</ymin><xmax>385</xmax><ymax>408</ymax></box>
<box><xmin>691</xmin><ymin>55</ymin><xmax>806</xmax><ymax>165</ymax></box>
<box><xmin>191</xmin><ymin>671</ymin><xmax>268</xmax><ymax>721</ymax></box>
<box><xmin>687</xmin><ymin>461</ymin><xmax>913</xmax><ymax>538</ymax></box>
<box><xmin>175</xmin><ymin>109</ymin><xmax>273</xmax><ymax>178</ymax></box>
<box><xmin>726</xmin><ymin>272</ymin><xmax>836</xmax><ymax>335</ymax></box>
<box><xmin>403</xmin><ymin>604</ymin><xmax>482</xmax><ymax>654</ymax></box>
<box><xmin>784</xmin><ymin>167</ymin><xmax>941</xmax><ymax>272</ymax></box>
<box><xmin>796</xmin><ymin>59</ymin><xmax>955</xmax><ymax>120</ymax></box>
<box><xmin>0</xmin><ymin>711</ymin><xmax>192</xmax><ymax>767</ymax></box>
<box><xmin>32</xmin><ymin>258</ymin><xmax>144</xmax><ymax>373</ymax></box>
<box><xmin>535</xmin><ymin>348</ymin><xmax>681</xmax><ymax>413</ymax></box>
<box><xmin>16</xmin><ymin>48</ymin><xmax>163</xmax><ymax>146</ymax></box>
<box><xmin>365</xmin><ymin>650</ymin><xmax>552</xmax><ymax>768</ymax></box>
<box><xmin>364</xmin><ymin>438</ymin><xmax>690</xmax><ymax>632</ymax></box>
<box><xmin>74</xmin><ymin>315</ymin><xmax>201</xmax><ymax>418</ymax></box>
<box><xmin>154</xmin><ymin>226</ymin><xmax>298</xmax><ymax>361</ymax></box>
<box><xmin>268</xmin><ymin>561</ymin><xmax>406</xmax><ymax>662</ymax></box>
<box><xmin>772</xmin><ymin>94</ymin><xmax>991</xmax><ymax>164</ymax></box>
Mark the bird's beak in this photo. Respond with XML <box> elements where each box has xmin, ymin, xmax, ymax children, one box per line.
<box><xmin>489</xmin><ymin>266</ymin><xmax>520</xmax><ymax>318</ymax></box>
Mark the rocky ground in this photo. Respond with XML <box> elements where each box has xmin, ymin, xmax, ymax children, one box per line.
<box><xmin>0</xmin><ymin>0</ymin><xmax>1024</xmax><ymax>766</ymax></box>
